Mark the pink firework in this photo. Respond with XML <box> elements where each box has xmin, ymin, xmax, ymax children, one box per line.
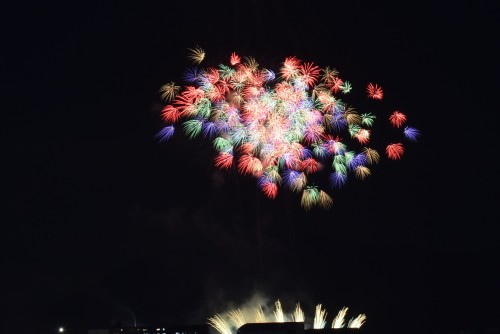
<box><xmin>367</xmin><ymin>83</ymin><xmax>384</xmax><ymax>100</ymax></box>
<box><xmin>386</xmin><ymin>143</ymin><xmax>405</xmax><ymax>160</ymax></box>
<box><xmin>389</xmin><ymin>111</ymin><xmax>407</xmax><ymax>128</ymax></box>
<box><xmin>230</xmin><ymin>52</ymin><xmax>241</xmax><ymax>65</ymax></box>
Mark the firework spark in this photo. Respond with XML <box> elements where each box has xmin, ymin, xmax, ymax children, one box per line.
<box><xmin>313</xmin><ymin>304</ymin><xmax>328</xmax><ymax>329</ymax></box>
<box><xmin>228</xmin><ymin>309</ymin><xmax>247</xmax><ymax>329</ymax></box>
<box><xmin>187</xmin><ymin>45</ymin><xmax>205</xmax><ymax>64</ymax></box>
<box><xmin>389</xmin><ymin>111</ymin><xmax>407</xmax><ymax>128</ymax></box>
<box><xmin>404</xmin><ymin>126</ymin><xmax>420</xmax><ymax>142</ymax></box>
<box><xmin>255</xmin><ymin>306</ymin><xmax>267</xmax><ymax>323</ymax></box>
<box><xmin>157</xmin><ymin>48</ymin><xmax>420</xmax><ymax>210</ymax></box>
<box><xmin>274</xmin><ymin>300</ymin><xmax>286</xmax><ymax>322</ymax></box>
<box><xmin>208</xmin><ymin>299</ymin><xmax>366</xmax><ymax>334</ymax></box>
<box><xmin>292</xmin><ymin>302</ymin><xmax>305</xmax><ymax>323</ymax></box>
<box><xmin>366</xmin><ymin>83</ymin><xmax>383</xmax><ymax>100</ymax></box>
<box><xmin>301</xmin><ymin>186</ymin><xmax>333</xmax><ymax>211</ymax></box>
<box><xmin>208</xmin><ymin>314</ymin><xmax>233</xmax><ymax>334</ymax></box>
<box><xmin>386</xmin><ymin>143</ymin><xmax>404</xmax><ymax>160</ymax></box>
<box><xmin>159</xmin><ymin>81</ymin><xmax>180</xmax><ymax>102</ymax></box>
<box><xmin>332</xmin><ymin>306</ymin><xmax>349</xmax><ymax>328</ymax></box>
<box><xmin>348</xmin><ymin>314</ymin><xmax>367</xmax><ymax>328</ymax></box>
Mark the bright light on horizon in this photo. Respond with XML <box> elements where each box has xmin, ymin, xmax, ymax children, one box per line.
<box><xmin>208</xmin><ymin>299</ymin><xmax>366</xmax><ymax>334</ymax></box>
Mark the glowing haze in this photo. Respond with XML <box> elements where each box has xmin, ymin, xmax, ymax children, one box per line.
<box><xmin>157</xmin><ymin>47</ymin><xmax>420</xmax><ymax>210</ymax></box>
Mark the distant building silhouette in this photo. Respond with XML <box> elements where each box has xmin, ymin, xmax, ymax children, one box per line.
<box><xmin>91</xmin><ymin>322</ymin><xmax>365</xmax><ymax>334</ymax></box>
<box><xmin>89</xmin><ymin>324</ymin><xmax>210</xmax><ymax>334</ymax></box>
<box><xmin>237</xmin><ymin>322</ymin><xmax>364</xmax><ymax>334</ymax></box>
<box><xmin>237</xmin><ymin>322</ymin><xmax>304</xmax><ymax>334</ymax></box>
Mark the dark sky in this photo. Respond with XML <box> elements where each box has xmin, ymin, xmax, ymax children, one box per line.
<box><xmin>4</xmin><ymin>1</ymin><xmax>499</xmax><ymax>334</ymax></box>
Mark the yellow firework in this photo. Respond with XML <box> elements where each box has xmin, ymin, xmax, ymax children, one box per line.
<box><xmin>159</xmin><ymin>81</ymin><xmax>180</xmax><ymax>102</ymax></box>
<box><xmin>355</xmin><ymin>166</ymin><xmax>371</xmax><ymax>180</ymax></box>
<box><xmin>363</xmin><ymin>147</ymin><xmax>380</xmax><ymax>164</ymax></box>
<box><xmin>187</xmin><ymin>45</ymin><xmax>205</xmax><ymax>64</ymax></box>
<box><xmin>319</xmin><ymin>190</ymin><xmax>333</xmax><ymax>209</ymax></box>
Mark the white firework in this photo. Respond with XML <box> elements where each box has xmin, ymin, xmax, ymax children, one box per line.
<box><xmin>274</xmin><ymin>300</ymin><xmax>285</xmax><ymax>322</ymax></box>
<box><xmin>228</xmin><ymin>309</ymin><xmax>246</xmax><ymax>329</ymax></box>
<box><xmin>255</xmin><ymin>306</ymin><xmax>267</xmax><ymax>323</ymax></box>
<box><xmin>313</xmin><ymin>304</ymin><xmax>328</xmax><ymax>329</ymax></box>
<box><xmin>292</xmin><ymin>302</ymin><xmax>305</xmax><ymax>322</ymax></box>
<box><xmin>332</xmin><ymin>307</ymin><xmax>349</xmax><ymax>328</ymax></box>
<box><xmin>207</xmin><ymin>314</ymin><xmax>232</xmax><ymax>334</ymax></box>
<box><xmin>348</xmin><ymin>314</ymin><xmax>367</xmax><ymax>328</ymax></box>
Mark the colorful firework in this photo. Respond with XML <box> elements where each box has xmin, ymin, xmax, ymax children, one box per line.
<box><xmin>157</xmin><ymin>48</ymin><xmax>420</xmax><ymax>210</ymax></box>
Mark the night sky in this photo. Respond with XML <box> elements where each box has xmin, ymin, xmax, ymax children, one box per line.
<box><xmin>4</xmin><ymin>1</ymin><xmax>500</xmax><ymax>334</ymax></box>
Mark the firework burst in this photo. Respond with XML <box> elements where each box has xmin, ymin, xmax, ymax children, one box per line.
<box><xmin>187</xmin><ymin>45</ymin><xmax>206</xmax><ymax>64</ymax></box>
<box><xmin>157</xmin><ymin>48</ymin><xmax>420</xmax><ymax>210</ymax></box>
<box><xmin>159</xmin><ymin>81</ymin><xmax>181</xmax><ymax>102</ymax></box>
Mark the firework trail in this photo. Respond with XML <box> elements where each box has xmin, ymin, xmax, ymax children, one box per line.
<box><xmin>255</xmin><ymin>305</ymin><xmax>267</xmax><ymax>323</ymax></box>
<box><xmin>274</xmin><ymin>300</ymin><xmax>285</xmax><ymax>322</ymax></box>
<box><xmin>332</xmin><ymin>306</ymin><xmax>349</xmax><ymax>328</ymax></box>
<box><xmin>313</xmin><ymin>304</ymin><xmax>328</xmax><ymax>329</ymax></box>
<box><xmin>292</xmin><ymin>302</ymin><xmax>305</xmax><ymax>322</ymax></box>
<box><xmin>157</xmin><ymin>47</ymin><xmax>420</xmax><ymax>210</ymax></box>
<box><xmin>207</xmin><ymin>314</ymin><xmax>233</xmax><ymax>334</ymax></box>
<box><xmin>348</xmin><ymin>314</ymin><xmax>367</xmax><ymax>329</ymax></box>
<box><xmin>228</xmin><ymin>309</ymin><xmax>246</xmax><ymax>329</ymax></box>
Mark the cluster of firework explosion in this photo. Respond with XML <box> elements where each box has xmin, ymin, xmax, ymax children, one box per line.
<box><xmin>207</xmin><ymin>299</ymin><xmax>366</xmax><ymax>334</ymax></box>
<box><xmin>157</xmin><ymin>46</ymin><xmax>420</xmax><ymax>210</ymax></box>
